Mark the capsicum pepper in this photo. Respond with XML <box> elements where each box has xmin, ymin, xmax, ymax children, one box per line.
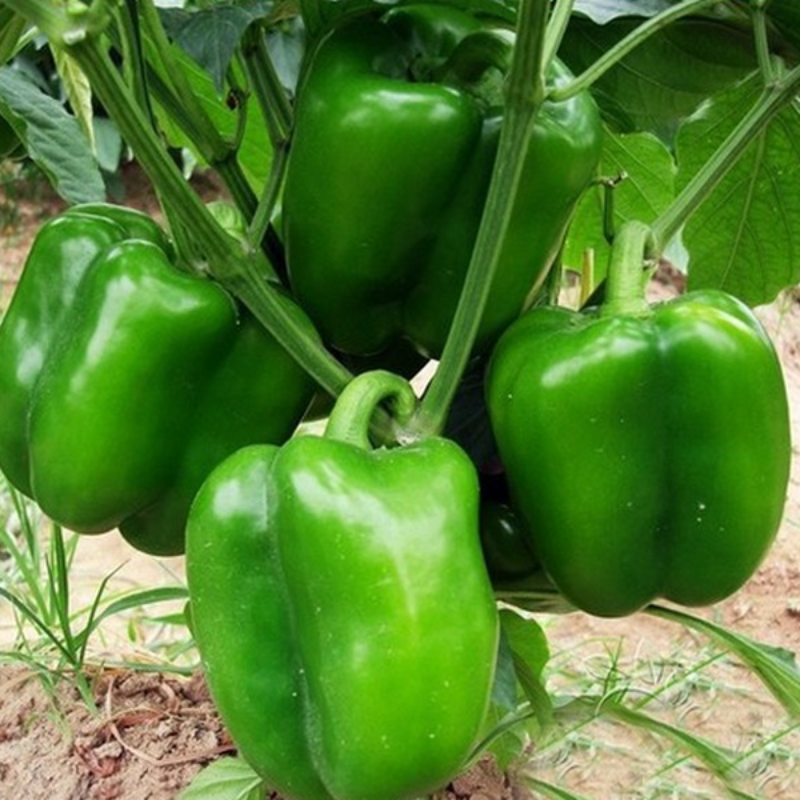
<box><xmin>0</xmin><ymin>204</ymin><xmax>315</xmax><ymax>555</ymax></box>
<box><xmin>283</xmin><ymin>3</ymin><xmax>603</xmax><ymax>358</ymax></box>
<box><xmin>186</xmin><ymin>371</ymin><xmax>499</xmax><ymax>800</ymax></box>
<box><xmin>486</xmin><ymin>222</ymin><xmax>791</xmax><ymax>617</ymax></box>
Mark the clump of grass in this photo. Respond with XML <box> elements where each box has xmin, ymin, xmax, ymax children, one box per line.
<box><xmin>489</xmin><ymin>603</ymin><xmax>800</xmax><ymax>800</ymax></box>
<box><xmin>0</xmin><ymin>479</ymin><xmax>190</xmax><ymax>710</ymax></box>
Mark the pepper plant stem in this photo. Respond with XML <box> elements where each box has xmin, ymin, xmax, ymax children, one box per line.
<box><xmin>548</xmin><ymin>0</ymin><xmax>722</xmax><ymax>103</ymax></box>
<box><xmin>414</xmin><ymin>1</ymin><xmax>550</xmax><ymax>438</ymax></box>
<box><xmin>240</xmin><ymin>24</ymin><xmax>293</xmax><ymax>262</ymax></box>
<box><xmin>242</xmin><ymin>24</ymin><xmax>293</xmax><ymax>148</ymax></box>
<box><xmin>69</xmin><ymin>35</ymin><xmax>351</xmax><ymax>398</ymax></box>
<box><xmin>650</xmin><ymin>61</ymin><xmax>800</xmax><ymax>252</ymax></box>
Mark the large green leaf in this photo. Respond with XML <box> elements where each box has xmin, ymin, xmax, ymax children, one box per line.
<box><xmin>559</xmin><ymin>16</ymin><xmax>758</xmax><ymax>140</ymax></box>
<box><xmin>0</xmin><ymin>65</ymin><xmax>105</xmax><ymax>204</ymax></box>
<box><xmin>563</xmin><ymin>130</ymin><xmax>676</xmax><ymax>277</ymax></box>
<box><xmin>676</xmin><ymin>74</ymin><xmax>800</xmax><ymax>305</ymax></box>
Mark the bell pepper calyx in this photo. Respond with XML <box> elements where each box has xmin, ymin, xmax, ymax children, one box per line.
<box><xmin>324</xmin><ymin>370</ymin><xmax>418</xmax><ymax>450</ymax></box>
<box><xmin>600</xmin><ymin>220</ymin><xmax>659</xmax><ymax>319</ymax></box>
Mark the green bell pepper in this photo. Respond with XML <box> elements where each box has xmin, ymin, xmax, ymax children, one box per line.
<box><xmin>0</xmin><ymin>203</ymin><xmax>315</xmax><ymax>555</ymax></box>
<box><xmin>283</xmin><ymin>3</ymin><xmax>603</xmax><ymax>358</ymax></box>
<box><xmin>187</xmin><ymin>371</ymin><xmax>499</xmax><ymax>800</ymax></box>
<box><xmin>486</xmin><ymin>223</ymin><xmax>791</xmax><ymax>617</ymax></box>
<box><xmin>478</xmin><ymin>468</ymin><xmax>539</xmax><ymax>582</ymax></box>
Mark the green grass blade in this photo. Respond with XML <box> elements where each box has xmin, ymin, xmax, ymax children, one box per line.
<box><xmin>0</xmin><ymin>584</ymin><xmax>76</xmax><ymax>664</ymax></box>
<box><xmin>648</xmin><ymin>604</ymin><xmax>800</xmax><ymax>717</ymax></box>
<box><xmin>83</xmin><ymin>585</ymin><xmax>189</xmax><ymax>640</ymax></box>
<box><xmin>523</xmin><ymin>777</ymin><xmax>592</xmax><ymax>800</ymax></box>
<box><xmin>75</xmin><ymin>563</ymin><xmax>123</xmax><ymax>666</ymax></box>
<box><xmin>46</xmin><ymin>525</ymin><xmax>76</xmax><ymax>658</ymax></box>
<box><xmin>8</xmin><ymin>482</ymin><xmax>40</xmax><ymax>565</ymax></box>
<box><xmin>0</xmin><ymin>510</ymin><xmax>49</xmax><ymax>618</ymax></box>
<box><xmin>603</xmin><ymin>701</ymin><xmax>738</xmax><ymax>778</ymax></box>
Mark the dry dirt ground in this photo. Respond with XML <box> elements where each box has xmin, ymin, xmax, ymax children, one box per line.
<box><xmin>1</xmin><ymin>165</ymin><xmax>799</xmax><ymax>799</ymax></box>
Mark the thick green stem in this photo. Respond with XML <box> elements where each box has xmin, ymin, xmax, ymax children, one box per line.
<box><xmin>650</xmin><ymin>61</ymin><xmax>800</xmax><ymax>251</ymax></box>
<box><xmin>74</xmin><ymin>38</ymin><xmax>223</xmax><ymax>258</ymax></box>
<box><xmin>414</xmin><ymin>1</ymin><xmax>550</xmax><ymax>438</ymax></box>
<box><xmin>325</xmin><ymin>371</ymin><xmax>418</xmax><ymax>450</ymax></box>
<box><xmin>117</xmin><ymin>1</ymin><xmax>154</xmax><ymax>126</ymax></box>
<box><xmin>548</xmin><ymin>0</ymin><xmax>721</xmax><ymax>102</ymax></box>
<box><xmin>600</xmin><ymin>221</ymin><xmax>656</xmax><ymax>318</ymax></box>
<box><xmin>69</xmin><ymin>36</ymin><xmax>351</xmax><ymax>397</ymax></box>
<box><xmin>120</xmin><ymin>55</ymin><xmax>261</xmax><ymax>225</ymax></box>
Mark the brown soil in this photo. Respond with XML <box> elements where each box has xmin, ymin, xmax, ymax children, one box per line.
<box><xmin>1</xmin><ymin>163</ymin><xmax>799</xmax><ymax>799</ymax></box>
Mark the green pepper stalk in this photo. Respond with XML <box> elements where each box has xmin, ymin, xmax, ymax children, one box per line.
<box><xmin>409</xmin><ymin>1</ymin><xmax>552</xmax><ymax>438</ymax></box>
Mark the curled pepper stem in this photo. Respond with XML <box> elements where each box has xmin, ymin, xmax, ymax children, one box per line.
<box><xmin>600</xmin><ymin>220</ymin><xmax>656</xmax><ymax>318</ymax></box>
<box><xmin>325</xmin><ymin>371</ymin><xmax>418</xmax><ymax>450</ymax></box>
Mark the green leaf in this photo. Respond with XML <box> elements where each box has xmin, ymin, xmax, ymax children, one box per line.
<box><xmin>0</xmin><ymin>65</ymin><xmax>105</xmax><ymax>204</ymax></box>
<box><xmin>92</xmin><ymin>116</ymin><xmax>123</xmax><ymax>173</ymax></box>
<box><xmin>573</xmin><ymin>0</ymin><xmax>674</xmax><ymax>25</ymax></box>
<box><xmin>676</xmin><ymin>74</ymin><xmax>800</xmax><ymax>304</ymax></box>
<box><xmin>491</xmin><ymin>630</ymin><xmax>520</xmax><ymax>712</ymax></box>
<box><xmin>759</xmin><ymin>0</ymin><xmax>800</xmax><ymax>55</ymax></box>
<box><xmin>265</xmin><ymin>16</ymin><xmax>305</xmax><ymax>93</ymax></box>
<box><xmin>177</xmin><ymin>757</ymin><xmax>264</xmax><ymax>800</ymax></box>
<box><xmin>563</xmin><ymin>130</ymin><xmax>676</xmax><ymax>277</ymax></box>
<box><xmin>500</xmin><ymin>609</ymin><xmax>553</xmax><ymax>727</ymax></box>
<box><xmin>560</xmin><ymin>16</ymin><xmax>757</xmax><ymax>140</ymax></box>
<box><xmin>160</xmin><ymin>2</ymin><xmax>274</xmax><ymax>94</ymax></box>
<box><xmin>500</xmin><ymin>609</ymin><xmax>549</xmax><ymax>680</ymax></box>
<box><xmin>648</xmin><ymin>604</ymin><xmax>800</xmax><ymax>717</ymax></box>
<box><xmin>51</xmin><ymin>45</ymin><xmax>94</xmax><ymax>151</ymax></box>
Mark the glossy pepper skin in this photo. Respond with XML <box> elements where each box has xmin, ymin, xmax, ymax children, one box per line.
<box><xmin>0</xmin><ymin>204</ymin><xmax>315</xmax><ymax>556</ymax></box>
<box><xmin>486</xmin><ymin>289</ymin><xmax>791</xmax><ymax>617</ymax></box>
<box><xmin>187</xmin><ymin>372</ymin><xmax>499</xmax><ymax>800</ymax></box>
<box><xmin>283</xmin><ymin>4</ymin><xmax>603</xmax><ymax>358</ymax></box>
